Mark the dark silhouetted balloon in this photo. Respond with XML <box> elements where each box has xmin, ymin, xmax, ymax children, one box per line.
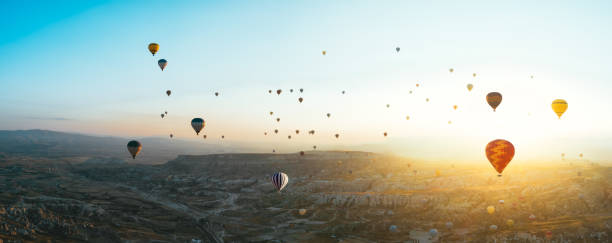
<box><xmin>127</xmin><ymin>140</ymin><xmax>142</xmax><ymax>159</ymax></box>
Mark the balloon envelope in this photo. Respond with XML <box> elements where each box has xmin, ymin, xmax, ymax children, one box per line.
<box><xmin>148</xmin><ymin>43</ymin><xmax>159</xmax><ymax>55</ymax></box>
<box><xmin>486</xmin><ymin>92</ymin><xmax>502</xmax><ymax>111</ymax></box>
<box><xmin>485</xmin><ymin>139</ymin><xmax>515</xmax><ymax>176</ymax></box>
<box><xmin>271</xmin><ymin>172</ymin><xmax>289</xmax><ymax>192</ymax></box>
<box><xmin>298</xmin><ymin>209</ymin><xmax>306</xmax><ymax>215</ymax></box>
<box><xmin>127</xmin><ymin>140</ymin><xmax>142</xmax><ymax>159</ymax></box>
<box><xmin>467</xmin><ymin>84</ymin><xmax>473</xmax><ymax>91</ymax></box>
<box><xmin>191</xmin><ymin>118</ymin><xmax>205</xmax><ymax>135</ymax></box>
<box><xmin>487</xmin><ymin>206</ymin><xmax>495</xmax><ymax>214</ymax></box>
<box><xmin>551</xmin><ymin>99</ymin><xmax>568</xmax><ymax>119</ymax></box>
<box><xmin>158</xmin><ymin>59</ymin><xmax>167</xmax><ymax>71</ymax></box>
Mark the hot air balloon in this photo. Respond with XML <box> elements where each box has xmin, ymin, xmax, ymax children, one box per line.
<box><xmin>271</xmin><ymin>172</ymin><xmax>289</xmax><ymax>192</ymax></box>
<box><xmin>191</xmin><ymin>118</ymin><xmax>205</xmax><ymax>135</ymax></box>
<box><xmin>158</xmin><ymin>59</ymin><xmax>167</xmax><ymax>71</ymax></box>
<box><xmin>473</xmin><ymin>73</ymin><xmax>477</xmax><ymax>77</ymax></box>
<box><xmin>161</xmin><ymin>114</ymin><xmax>165</xmax><ymax>118</ymax></box>
<box><xmin>448</xmin><ymin>120</ymin><xmax>452</xmax><ymax>124</ymax></box>
<box><xmin>264</xmin><ymin>132</ymin><xmax>267</xmax><ymax>136</ymax></box>
<box><xmin>396</xmin><ymin>47</ymin><xmax>400</xmax><ymax>52</ymax></box>
<box><xmin>290</xmin><ymin>89</ymin><xmax>293</xmax><ymax>93</ymax></box>
<box><xmin>270</xmin><ymin>111</ymin><xmax>273</xmax><ymax>115</ymax></box>
<box><xmin>148</xmin><ymin>43</ymin><xmax>159</xmax><ymax>56</ymax></box>
<box><xmin>383</xmin><ymin>132</ymin><xmax>387</xmax><ymax>137</ymax></box>
<box><xmin>489</xmin><ymin>225</ymin><xmax>498</xmax><ymax>231</ymax></box>
<box><xmin>274</xmin><ymin>129</ymin><xmax>278</xmax><ymax>134</ymax></box>
<box><xmin>341</xmin><ymin>90</ymin><xmax>345</xmax><ymax>94</ymax></box>
<box><xmin>166</xmin><ymin>90</ymin><xmax>171</xmax><ymax>96</ymax></box>
<box><xmin>389</xmin><ymin>225</ymin><xmax>398</xmax><ymax>233</ymax></box>
<box><xmin>276</xmin><ymin>118</ymin><xmax>280</xmax><ymax>122</ymax></box>
<box><xmin>298</xmin><ymin>209</ymin><xmax>306</xmax><ymax>215</ymax></box>
<box><xmin>299</xmin><ymin>88</ymin><xmax>304</xmax><ymax>93</ymax></box>
<box><xmin>165</xmin><ymin>111</ymin><xmax>168</xmax><ymax>115</ymax></box>
<box><xmin>579</xmin><ymin>153</ymin><xmax>583</xmax><ymax>158</ymax></box>
<box><xmin>487</xmin><ymin>206</ymin><xmax>495</xmax><ymax>214</ymax></box>
<box><xmin>127</xmin><ymin>140</ymin><xmax>142</xmax><ymax>159</ymax></box>
<box><xmin>313</xmin><ymin>145</ymin><xmax>317</xmax><ymax>149</ymax></box>
<box><xmin>485</xmin><ymin>139</ymin><xmax>515</xmax><ymax>176</ymax></box>
<box><xmin>467</xmin><ymin>84</ymin><xmax>473</xmax><ymax>91</ymax></box>
<box><xmin>506</xmin><ymin>219</ymin><xmax>514</xmax><ymax>227</ymax></box>
<box><xmin>276</xmin><ymin>89</ymin><xmax>282</xmax><ymax>95</ymax></box>
<box><xmin>298</xmin><ymin>97</ymin><xmax>303</xmax><ymax>103</ymax></box>
<box><xmin>273</xmin><ymin>149</ymin><xmax>276</xmax><ymax>152</ymax></box>
<box><xmin>300</xmin><ymin>151</ymin><xmax>304</xmax><ymax>156</ymax></box>
<box><xmin>449</xmin><ymin>68</ymin><xmax>454</xmax><ymax>73</ymax></box>
<box><xmin>386</xmin><ymin>104</ymin><xmax>390</xmax><ymax>108</ymax></box>
<box><xmin>288</xmin><ymin>135</ymin><xmax>291</xmax><ymax>139</ymax></box>
<box><xmin>486</xmin><ymin>92</ymin><xmax>502</xmax><ymax>111</ymax></box>
<box><xmin>453</xmin><ymin>105</ymin><xmax>458</xmax><ymax>110</ymax></box>
<box><xmin>322</xmin><ymin>50</ymin><xmax>326</xmax><ymax>55</ymax></box>
<box><xmin>295</xmin><ymin>130</ymin><xmax>299</xmax><ymax>134</ymax></box>
<box><xmin>530</xmin><ymin>75</ymin><xmax>534</xmax><ymax>79</ymax></box>
<box><xmin>429</xmin><ymin>229</ymin><xmax>438</xmax><ymax>238</ymax></box>
<box><xmin>551</xmin><ymin>99</ymin><xmax>568</xmax><ymax>119</ymax></box>
<box><xmin>409</xmin><ymin>90</ymin><xmax>413</xmax><ymax>94</ymax></box>
<box><xmin>326</xmin><ymin>113</ymin><xmax>331</xmax><ymax>118</ymax></box>
<box><xmin>426</xmin><ymin>98</ymin><xmax>429</xmax><ymax>102</ymax></box>
<box><xmin>221</xmin><ymin>135</ymin><xmax>225</xmax><ymax>139</ymax></box>
<box><xmin>215</xmin><ymin>92</ymin><xmax>219</xmax><ymax>96</ymax></box>
<box><xmin>203</xmin><ymin>135</ymin><xmax>207</xmax><ymax>139</ymax></box>
<box><xmin>169</xmin><ymin>134</ymin><xmax>173</xmax><ymax>138</ymax></box>
<box><xmin>335</xmin><ymin>134</ymin><xmax>339</xmax><ymax>139</ymax></box>
<box><xmin>268</xmin><ymin>89</ymin><xmax>272</xmax><ymax>93</ymax></box>
<box><xmin>416</xmin><ymin>83</ymin><xmax>420</xmax><ymax>87</ymax></box>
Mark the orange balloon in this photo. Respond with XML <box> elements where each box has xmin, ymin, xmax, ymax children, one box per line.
<box><xmin>485</xmin><ymin>139</ymin><xmax>515</xmax><ymax>176</ymax></box>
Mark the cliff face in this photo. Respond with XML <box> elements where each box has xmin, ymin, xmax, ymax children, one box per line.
<box><xmin>0</xmin><ymin>151</ymin><xmax>609</xmax><ymax>242</ymax></box>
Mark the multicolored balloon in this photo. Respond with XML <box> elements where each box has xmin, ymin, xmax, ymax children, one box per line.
<box><xmin>158</xmin><ymin>59</ymin><xmax>167</xmax><ymax>71</ymax></box>
<box><xmin>191</xmin><ymin>118</ymin><xmax>205</xmax><ymax>135</ymax></box>
<box><xmin>148</xmin><ymin>43</ymin><xmax>159</xmax><ymax>56</ymax></box>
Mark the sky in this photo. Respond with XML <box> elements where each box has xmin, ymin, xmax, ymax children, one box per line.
<box><xmin>1</xmin><ymin>0</ymin><xmax>612</xmax><ymax>163</ymax></box>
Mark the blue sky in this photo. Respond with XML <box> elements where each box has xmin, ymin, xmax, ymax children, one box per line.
<box><xmin>1</xmin><ymin>0</ymin><xmax>611</xmax><ymax>162</ymax></box>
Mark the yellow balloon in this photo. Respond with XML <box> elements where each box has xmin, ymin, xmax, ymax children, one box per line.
<box><xmin>551</xmin><ymin>99</ymin><xmax>568</xmax><ymax>119</ymax></box>
<box><xmin>506</xmin><ymin>219</ymin><xmax>514</xmax><ymax>227</ymax></box>
<box><xmin>467</xmin><ymin>84</ymin><xmax>473</xmax><ymax>91</ymax></box>
<box><xmin>148</xmin><ymin>43</ymin><xmax>159</xmax><ymax>56</ymax></box>
<box><xmin>435</xmin><ymin>170</ymin><xmax>441</xmax><ymax>177</ymax></box>
<box><xmin>487</xmin><ymin>206</ymin><xmax>495</xmax><ymax>215</ymax></box>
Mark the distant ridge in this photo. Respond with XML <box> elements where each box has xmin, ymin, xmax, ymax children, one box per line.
<box><xmin>0</xmin><ymin>129</ymin><xmax>231</xmax><ymax>164</ymax></box>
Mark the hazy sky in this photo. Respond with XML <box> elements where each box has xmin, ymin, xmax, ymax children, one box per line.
<box><xmin>1</xmin><ymin>0</ymin><xmax>611</xmax><ymax>162</ymax></box>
